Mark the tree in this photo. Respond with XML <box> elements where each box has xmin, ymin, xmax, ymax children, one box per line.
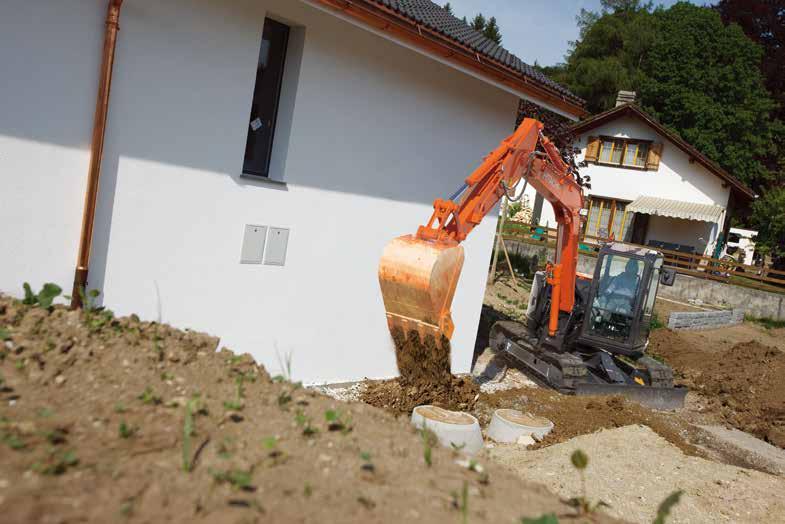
<box><xmin>443</xmin><ymin>2</ymin><xmax>453</xmax><ymax>15</ymax></box>
<box><xmin>483</xmin><ymin>16</ymin><xmax>502</xmax><ymax>45</ymax></box>
<box><xmin>639</xmin><ymin>3</ymin><xmax>779</xmax><ymax>191</ymax></box>
<box><xmin>470</xmin><ymin>13</ymin><xmax>487</xmax><ymax>32</ymax></box>
<box><xmin>751</xmin><ymin>187</ymin><xmax>785</xmax><ymax>267</ymax></box>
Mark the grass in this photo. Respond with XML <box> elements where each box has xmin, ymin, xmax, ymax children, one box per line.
<box><xmin>746</xmin><ymin>315</ymin><xmax>785</xmax><ymax>330</ymax></box>
<box><xmin>182</xmin><ymin>397</ymin><xmax>198</xmax><ymax>472</ymax></box>
<box><xmin>209</xmin><ymin>468</ymin><xmax>254</xmax><ymax>490</ymax></box>
<box><xmin>118</xmin><ymin>421</ymin><xmax>138</xmax><ymax>439</ymax></box>
<box><xmin>137</xmin><ymin>387</ymin><xmax>162</xmax><ymax>406</ymax></box>
<box><xmin>325</xmin><ymin>409</ymin><xmax>352</xmax><ymax>434</ymax></box>
<box><xmin>294</xmin><ymin>410</ymin><xmax>318</xmax><ymax>437</ymax></box>
<box><xmin>418</xmin><ymin>426</ymin><xmax>437</xmax><ymax>467</ymax></box>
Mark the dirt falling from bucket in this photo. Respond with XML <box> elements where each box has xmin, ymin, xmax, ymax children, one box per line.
<box><xmin>361</xmin><ymin>327</ymin><xmax>479</xmax><ymax>415</ymax></box>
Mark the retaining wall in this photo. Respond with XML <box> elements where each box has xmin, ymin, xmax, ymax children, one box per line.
<box><xmin>667</xmin><ymin>309</ymin><xmax>745</xmax><ymax>330</ymax></box>
<box><xmin>504</xmin><ymin>239</ymin><xmax>785</xmax><ymax>321</ymax></box>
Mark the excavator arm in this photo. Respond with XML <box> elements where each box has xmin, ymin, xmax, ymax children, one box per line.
<box><xmin>378</xmin><ymin>118</ymin><xmax>585</xmax><ymax>343</ymax></box>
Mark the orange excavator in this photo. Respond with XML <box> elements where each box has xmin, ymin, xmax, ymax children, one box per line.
<box><xmin>378</xmin><ymin>118</ymin><xmax>686</xmax><ymax>410</ymax></box>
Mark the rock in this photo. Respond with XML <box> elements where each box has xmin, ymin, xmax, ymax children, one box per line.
<box><xmin>54</xmin><ymin>375</ymin><xmax>66</xmax><ymax>385</ymax></box>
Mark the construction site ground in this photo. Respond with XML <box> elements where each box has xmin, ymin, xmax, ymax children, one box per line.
<box><xmin>0</xmin><ymin>293</ymin><xmax>612</xmax><ymax>524</ymax></box>
<box><xmin>353</xmin><ymin>275</ymin><xmax>785</xmax><ymax>523</ymax></box>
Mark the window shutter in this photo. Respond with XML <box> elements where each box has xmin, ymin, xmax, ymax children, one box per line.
<box><xmin>584</xmin><ymin>136</ymin><xmax>600</xmax><ymax>162</ymax></box>
<box><xmin>646</xmin><ymin>142</ymin><xmax>663</xmax><ymax>170</ymax></box>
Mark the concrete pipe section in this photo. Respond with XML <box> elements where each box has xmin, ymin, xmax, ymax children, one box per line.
<box><xmin>487</xmin><ymin>409</ymin><xmax>554</xmax><ymax>444</ymax></box>
<box><xmin>411</xmin><ymin>405</ymin><xmax>483</xmax><ymax>455</ymax></box>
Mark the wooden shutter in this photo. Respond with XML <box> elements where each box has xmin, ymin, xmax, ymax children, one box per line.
<box><xmin>585</xmin><ymin>136</ymin><xmax>600</xmax><ymax>162</ymax></box>
<box><xmin>646</xmin><ymin>142</ymin><xmax>663</xmax><ymax>170</ymax></box>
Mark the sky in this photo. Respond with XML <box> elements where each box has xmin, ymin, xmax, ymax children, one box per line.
<box><xmin>444</xmin><ymin>0</ymin><xmax>702</xmax><ymax>66</ymax></box>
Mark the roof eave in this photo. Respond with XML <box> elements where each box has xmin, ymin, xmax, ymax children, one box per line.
<box><xmin>308</xmin><ymin>0</ymin><xmax>587</xmax><ymax>119</ymax></box>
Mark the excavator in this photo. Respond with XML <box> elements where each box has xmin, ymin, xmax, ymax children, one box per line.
<box><xmin>378</xmin><ymin>118</ymin><xmax>686</xmax><ymax>410</ymax></box>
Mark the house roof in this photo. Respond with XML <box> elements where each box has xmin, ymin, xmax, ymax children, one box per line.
<box><xmin>572</xmin><ymin>103</ymin><xmax>756</xmax><ymax>199</ymax></box>
<box><xmin>626</xmin><ymin>196</ymin><xmax>725</xmax><ymax>223</ymax></box>
<box><xmin>312</xmin><ymin>0</ymin><xmax>585</xmax><ymax>118</ymax></box>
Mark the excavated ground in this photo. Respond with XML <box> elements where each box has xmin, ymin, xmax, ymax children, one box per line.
<box><xmin>0</xmin><ymin>294</ymin><xmax>611</xmax><ymax>523</ymax></box>
<box><xmin>649</xmin><ymin>330</ymin><xmax>785</xmax><ymax>450</ymax></box>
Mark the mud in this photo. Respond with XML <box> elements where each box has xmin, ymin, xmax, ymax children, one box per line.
<box><xmin>650</xmin><ymin>331</ymin><xmax>785</xmax><ymax>450</ymax></box>
<box><xmin>0</xmin><ymin>294</ymin><xmax>604</xmax><ymax>524</ymax></box>
<box><xmin>392</xmin><ymin>328</ymin><xmax>451</xmax><ymax>387</ymax></box>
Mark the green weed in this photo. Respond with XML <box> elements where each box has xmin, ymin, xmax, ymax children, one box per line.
<box><xmin>295</xmin><ymin>410</ymin><xmax>318</xmax><ymax>437</ymax></box>
<box><xmin>0</xmin><ymin>327</ymin><xmax>10</xmax><ymax>341</ymax></box>
<box><xmin>114</xmin><ymin>403</ymin><xmax>127</xmax><ymax>414</ymax></box>
<box><xmin>303</xmin><ymin>482</ymin><xmax>313</xmax><ymax>498</ymax></box>
<box><xmin>521</xmin><ymin>514</ymin><xmax>559</xmax><ymax>524</ymax></box>
<box><xmin>567</xmin><ymin>449</ymin><xmax>608</xmax><ymax>515</ymax></box>
<box><xmin>182</xmin><ymin>397</ymin><xmax>199</xmax><ymax>472</ymax></box>
<box><xmin>654</xmin><ymin>490</ymin><xmax>684</xmax><ymax>524</ymax></box>
<box><xmin>1</xmin><ymin>431</ymin><xmax>26</xmax><ymax>450</ymax></box>
<box><xmin>36</xmin><ymin>449</ymin><xmax>79</xmax><ymax>475</ymax></box>
<box><xmin>118</xmin><ymin>421</ymin><xmax>138</xmax><ymax>439</ymax></box>
<box><xmin>419</xmin><ymin>426</ymin><xmax>437</xmax><ymax>467</ymax></box>
<box><xmin>209</xmin><ymin>468</ymin><xmax>253</xmax><ymax>490</ymax></box>
<box><xmin>137</xmin><ymin>387</ymin><xmax>162</xmax><ymax>406</ymax></box>
<box><xmin>450</xmin><ymin>481</ymin><xmax>469</xmax><ymax>524</ymax></box>
<box><xmin>746</xmin><ymin>315</ymin><xmax>785</xmax><ymax>330</ymax></box>
<box><xmin>22</xmin><ymin>282</ymin><xmax>62</xmax><ymax>309</ymax></box>
<box><xmin>325</xmin><ymin>409</ymin><xmax>353</xmax><ymax>434</ymax></box>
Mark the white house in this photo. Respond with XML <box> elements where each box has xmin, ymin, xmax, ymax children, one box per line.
<box><xmin>524</xmin><ymin>97</ymin><xmax>755</xmax><ymax>256</ymax></box>
<box><xmin>0</xmin><ymin>0</ymin><xmax>584</xmax><ymax>383</ymax></box>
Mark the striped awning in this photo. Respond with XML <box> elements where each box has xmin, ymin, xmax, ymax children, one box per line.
<box><xmin>626</xmin><ymin>196</ymin><xmax>724</xmax><ymax>223</ymax></box>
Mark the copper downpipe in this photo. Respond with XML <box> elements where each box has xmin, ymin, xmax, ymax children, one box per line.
<box><xmin>71</xmin><ymin>0</ymin><xmax>124</xmax><ymax>308</ymax></box>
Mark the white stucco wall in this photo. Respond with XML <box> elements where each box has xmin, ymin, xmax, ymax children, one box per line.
<box><xmin>523</xmin><ymin>114</ymin><xmax>731</xmax><ymax>253</ymax></box>
<box><xmin>0</xmin><ymin>0</ymin><xmax>519</xmax><ymax>383</ymax></box>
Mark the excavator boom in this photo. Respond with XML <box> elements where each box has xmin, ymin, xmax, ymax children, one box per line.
<box><xmin>378</xmin><ymin>119</ymin><xmax>584</xmax><ymax>344</ymax></box>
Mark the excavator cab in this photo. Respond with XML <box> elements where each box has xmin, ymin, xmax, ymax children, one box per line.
<box><xmin>577</xmin><ymin>243</ymin><xmax>675</xmax><ymax>358</ymax></box>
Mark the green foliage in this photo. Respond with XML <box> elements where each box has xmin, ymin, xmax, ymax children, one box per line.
<box><xmin>470</xmin><ymin>13</ymin><xmax>486</xmax><ymax>31</ymax></box>
<box><xmin>442</xmin><ymin>2</ymin><xmax>452</xmax><ymax>15</ymax></box>
<box><xmin>419</xmin><ymin>426</ymin><xmax>437</xmax><ymax>467</ymax></box>
<box><xmin>750</xmin><ymin>186</ymin><xmax>785</xmax><ymax>265</ymax></box>
<box><xmin>522</xmin><ymin>514</ymin><xmax>559</xmax><ymax>524</ymax></box>
<box><xmin>640</xmin><ymin>3</ymin><xmax>780</xmax><ymax>190</ymax></box>
<box><xmin>325</xmin><ymin>409</ymin><xmax>353</xmax><ymax>434</ymax></box>
<box><xmin>37</xmin><ymin>449</ymin><xmax>79</xmax><ymax>475</ymax></box>
<box><xmin>137</xmin><ymin>387</ymin><xmax>162</xmax><ymax>406</ymax></box>
<box><xmin>118</xmin><ymin>421</ymin><xmax>138</xmax><ymax>439</ymax></box>
<box><xmin>295</xmin><ymin>409</ymin><xmax>318</xmax><ymax>437</ymax></box>
<box><xmin>0</xmin><ymin>327</ymin><xmax>10</xmax><ymax>341</ymax></box>
<box><xmin>654</xmin><ymin>490</ymin><xmax>683</xmax><ymax>524</ymax></box>
<box><xmin>22</xmin><ymin>282</ymin><xmax>62</xmax><ymax>309</ymax></box>
<box><xmin>571</xmin><ymin>449</ymin><xmax>588</xmax><ymax>470</ymax></box>
<box><xmin>209</xmin><ymin>468</ymin><xmax>253</xmax><ymax>490</ymax></box>
<box><xmin>650</xmin><ymin>312</ymin><xmax>664</xmax><ymax>330</ymax></box>
<box><xmin>745</xmin><ymin>314</ymin><xmax>785</xmax><ymax>330</ymax></box>
<box><xmin>483</xmin><ymin>17</ymin><xmax>502</xmax><ymax>45</ymax></box>
<box><xmin>182</xmin><ymin>397</ymin><xmax>198</xmax><ymax>472</ymax></box>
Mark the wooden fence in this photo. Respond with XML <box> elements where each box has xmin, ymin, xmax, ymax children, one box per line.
<box><xmin>501</xmin><ymin>222</ymin><xmax>785</xmax><ymax>293</ymax></box>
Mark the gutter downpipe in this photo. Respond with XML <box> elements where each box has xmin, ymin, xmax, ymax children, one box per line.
<box><xmin>71</xmin><ymin>0</ymin><xmax>124</xmax><ymax>308</ymax></box>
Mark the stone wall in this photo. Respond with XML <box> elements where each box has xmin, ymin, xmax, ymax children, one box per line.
<box><xmin>667</xmin><ymin>309</ymin><xmax>745</xmax><ymax>330</ymax></box>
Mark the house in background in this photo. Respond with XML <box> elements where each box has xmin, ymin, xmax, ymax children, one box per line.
<box><xmin>525</xmin><ymin>92</ymin><xmax>755</xmax><ymax>256</ymax></box>
<box><xmin>0</xmin><ymin>0</ymin><xmax>584</xmax><ymax>383</ymax></box>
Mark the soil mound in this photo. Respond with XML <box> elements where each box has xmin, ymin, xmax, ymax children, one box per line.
<box><xmin>0</xmin><ymin>294</ymin><xmax>600</xmax><ymax>523</ymax></box>
<box><xmin>651</xmin><ymin>332</ymin><xmax>785</xmax><ymax>449</ymax></box>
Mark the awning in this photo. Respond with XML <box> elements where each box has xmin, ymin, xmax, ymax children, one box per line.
<box><xmin>626</xmin><ymin>196</ymin><xmax>724</xmax><ymax>223</ymax></box>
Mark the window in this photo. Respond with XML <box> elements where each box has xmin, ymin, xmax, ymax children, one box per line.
<box><xmin>598</xmin><ymin>138</ymin><xmax>649</xmax><ymax>168</ymax></box>
<box><xmin>585</xmin><ymin>197</ymin><xmax>633</xmax><ymax>241</ymax></box>
<box><xmin>587</xmin><ymin>254</ymin><xmax>645</xmax><ymax>342</ymax></box>
<box><xmin>243</xmin><ymin>18</ymin><xmax>291</xmax><ymax>178</ymax></box>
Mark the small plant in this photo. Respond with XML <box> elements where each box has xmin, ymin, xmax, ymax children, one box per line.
<box><xmin>137</xmin><ymin>387</ymin><xmax>162</xmax><ymax>405</ymax></box>
<box><xmin>160</xmin><ymin>371</ymin><xmax>174</xmax><ymax>381</ymax></box>
<box><xmin>277</xmin><ymin>389</ymin><xmax>293</xmax><ymax>408</ymax></box>
<box><xmin>650</xmin><ymin>312</ymin><xmax>665</xmax><ymax>330</ymax></box>
<box><xmin>521</xmin><ymin>514</ymin><xmax>559</xmax><ymax>524</ymax></box>
<box><xmin>262</xmin><ymin>436</ymin><xmax>278</xmax><ymax>450</ymax></box>
<box><xmin>359</xmin><ymin>451</ymin><xmax>374</xmax><ymax>473</ymax></box>
<box><xmin>274</xmin><ymin>350</ymin><xmax>294</xmax><ymax>382</ymax></box>
<box><xmin>182</xmin><ymin>397</ymin><xmax>198</xmax><ymax>472</ymax></box>
<box><xmin>209</xmin><ymin>468</ymin><xmax>253</xmax><ymax>490</ymax></box>
<box><xmin>0</xmin><ymin>327</ymin><xmax>10</xmax><ymax>341</ymax></box>
<box><xmin>36</xmin><ymin>449</ymin><xmax>79</xmax><ymax>475</ymax></box>
<box><xmin>114</xmin><ymin>403</ymin><xmax>127</xmax><ymax>414</ymax></box>
<box><xmin>223</xmin><ymin>399</ymin><xmax>243</xmax><ymax>412</ymax></box>
<box><xmin>118</xmin><ymin>421</ymin><xmax>138</xmax><ymax>439</ymax></box>
<box><xmin>419</xmin><ymin>426</ymin><xmax>437</xmax><ymax>467</ymax></box>
<box><xmin>567</xmin><ymin>449</ymin><xmax>608</xmax><ymax>515</ymax></box>
<box><xmin>45</xmin><ymin>428</ymin><xmax>68</xmax><ymax>445</ymax></box>
<box><xmin>746</xmin><ymin>315</ymin><xmax>785</xmax><ymax>330</ymax></box>
<box><xmin>22</xmin><ymin>282</ymin><xmax>62</xmax><ymax>309</ymax></box>
<box><xmin>325</xmin><ymin>409</ymin><xmax>353</xmax><ymax>434</ymax></box>
<box><xmin>1</xmin><ymin>431</ymin><xmax>26</xmax><ymax>450</ymax></box>
<box><xmin>303</xmin><ymin>482</ymin><xmax>313</xmax><ymax>498</ymax></box>
<box><xmin>450</xmin><ymin>481</ymin><xmax>469</xmax><ymax>524</ymax></box>
<box><xmin>653</xmin><ymin>490</ymin><xmax>683</xmax><ymax>524</ymax></box>
<box><xmin>294</xmin><ymin>409</ymin><xmax>318</xmax><ymax>437</ymax></box>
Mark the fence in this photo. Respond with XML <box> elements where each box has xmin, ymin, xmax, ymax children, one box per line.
<box><xmin>500</xmin><ymin>222</ymin><xmax>785</xmax><ymax>294</ymax></box>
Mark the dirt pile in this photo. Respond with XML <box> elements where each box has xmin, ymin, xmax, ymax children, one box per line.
<box><xmin>651</xmin><ymin>331</ymin><xmax>785</xmax><ymax>449</ymax></box>
<box><xmin>0</xmin><ymin>294</ymin><xmax>595</xmax><ymax>523</ymax></box>
<box><xmin>476</xmin><ymin>387</ymin><xmax>699</xmax><ymax>456</ymax></box>
<box><xmin>361</xmin><ymin>328</ymin><xmax>479</xmax><ymax>415</ymax></box>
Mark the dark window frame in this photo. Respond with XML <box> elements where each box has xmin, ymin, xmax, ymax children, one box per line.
<box><xmin>242</xmin><ymin>18</ymin><xmax>291</xmax><ymax>179</ymax></box>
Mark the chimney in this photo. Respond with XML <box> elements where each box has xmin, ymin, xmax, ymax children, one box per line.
<box><xmin>616</xmin><ymin>90</ymin><xmax>636</xmax><ymax>107</ymax></box>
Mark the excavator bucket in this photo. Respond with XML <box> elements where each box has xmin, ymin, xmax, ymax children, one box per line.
<box><xmin>378</xmin><ymin>235</ymin><xmax>465</xmax><ymax>344</ymax></box>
